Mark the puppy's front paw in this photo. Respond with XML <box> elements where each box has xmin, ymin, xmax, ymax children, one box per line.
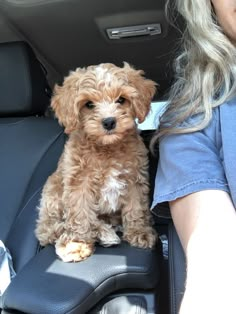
<box><xmin>99</xmin><ymin>230</ymin><xmax>121</xmax><ymax>247</ymax></box>
<box><xmin>123</xmin><ymin>227</ymin><xmax>158</xmax><ymax>249</ymax></box>
<box><xmin>98</xmin><ymin>224</ymin><xmax>121</xmax><ymax>247</ymax></box>
<box><xmin>55</xmin><ymin>241</ymin><xmax>95</xmax><ymax>262</ymax></box>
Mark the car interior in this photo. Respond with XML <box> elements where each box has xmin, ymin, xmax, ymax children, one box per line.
<box><xmin>0</xmin><ymin>1</ymin><xmax>186</xmax><ymax>313</ymax></box>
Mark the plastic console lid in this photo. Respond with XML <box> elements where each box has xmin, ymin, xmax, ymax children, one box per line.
<box><xmin>2</xmin><ymin>241</ymin><xmax>161</xmax><ymax>314</ymax></box>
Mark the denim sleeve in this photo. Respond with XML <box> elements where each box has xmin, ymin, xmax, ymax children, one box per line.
<box><xmin>152</xmin><ymin>110</ymin><xmax>229</xmax><ymax>211</ymax></box>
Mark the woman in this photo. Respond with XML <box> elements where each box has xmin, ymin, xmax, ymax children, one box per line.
<box><xmin>152</xmin><ymin>0</ymin><xmax>236</xmax><ymax>313</ymax></box>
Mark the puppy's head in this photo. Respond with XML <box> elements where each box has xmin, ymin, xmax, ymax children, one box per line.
<box><xmin>52</xmin><ymin>62</ymin><xmax>157</xmax><ymax>144</ymax></box>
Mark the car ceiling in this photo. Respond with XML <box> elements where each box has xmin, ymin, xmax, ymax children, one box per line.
<box><xmin>0</xmin><ymin>0</ymin><xmax>183</xmax><ymax>99</ymax></box>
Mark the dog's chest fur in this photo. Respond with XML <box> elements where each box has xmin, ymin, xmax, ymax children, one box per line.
<box><xmin>100</xmin><ymin>168</ymin><xmax>128</xmax><ymax>212</ymax></box>
<box><xmin>65</xmin><ymin>132</ymin><xmax>147</xmax><ymax>214</ymax></box>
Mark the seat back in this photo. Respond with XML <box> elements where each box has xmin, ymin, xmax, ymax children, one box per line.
<box><xmin>0</xmin><ymin>42</ymin><xmax>65</xmax><ymax>273</ymax></box>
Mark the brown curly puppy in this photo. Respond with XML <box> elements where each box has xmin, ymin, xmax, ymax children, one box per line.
<box><xmin>35</xmin><ymin>62</ymin><xmax>158</xmax><ymax>262</ymax></box>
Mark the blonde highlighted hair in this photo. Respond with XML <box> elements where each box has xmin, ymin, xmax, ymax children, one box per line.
<box><xmin>152</xmin><ymin>0</ymin><xmax>236</xmax><ymax>142</ymax></box>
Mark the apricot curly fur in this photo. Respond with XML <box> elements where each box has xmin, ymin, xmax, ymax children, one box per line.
<box><xmin>35</xmin><ymin>62</ymin><xmax>158</xmax><ymax>262</ymax></box>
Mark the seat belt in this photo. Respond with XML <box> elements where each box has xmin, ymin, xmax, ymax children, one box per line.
<box><xmin>0</xmin><ymin>240</ymin><xmax>16</xmax><ymax>296</ymax></box>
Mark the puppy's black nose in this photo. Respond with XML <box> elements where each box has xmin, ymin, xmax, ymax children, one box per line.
<box><xmin>102</xmin><ymin>117</ymin><xmax>117</xmax><ymax>131</ymax></box>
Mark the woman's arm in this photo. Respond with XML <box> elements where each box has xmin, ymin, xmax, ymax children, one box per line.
<box><xmin>170</xmin><ymin>189</ymin><xmax>236</xmax><ymax>314</ymax></box>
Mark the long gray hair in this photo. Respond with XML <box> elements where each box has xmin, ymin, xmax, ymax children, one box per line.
<box><xmin>152</xmin><ymin>0</ymin><xmax>236</xmax><ymax>143</ymax></box>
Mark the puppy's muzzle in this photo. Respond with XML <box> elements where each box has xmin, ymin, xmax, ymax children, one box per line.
<box><xmin>102</xmin><ymin>117</ymin><xmax>116</xmax><ymax>131</ymax></box>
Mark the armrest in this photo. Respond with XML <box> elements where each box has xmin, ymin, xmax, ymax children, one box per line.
<box><xmin>2</xmin><ymin>242</ymin><xmax>161</xmax><ymax>314</ymax></box>
<box><xmin>168</xmin><ymin>222</ymin><xmax>186</xmax><ymax>314</ymax></box>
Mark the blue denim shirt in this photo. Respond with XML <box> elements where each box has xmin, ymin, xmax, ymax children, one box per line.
<box><xmin>152</xmin><ymin>96</ymin><xmax>236</xmax><ymax>216</ymax></box>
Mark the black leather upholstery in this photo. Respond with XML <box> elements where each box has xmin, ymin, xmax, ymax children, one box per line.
<box><xmin>1</xmin><ymin>118</ymin><xmax>65</xmax><ymax>271</ymax></box>
<box><xmin>168</xmin><ymin>222</ymin><xmax>186</xmax><ymax>314</ymax></box>
<box><xmin>0</xmin><ymin>41</ymin><xmax>65</xmax><ymax>270</ymax></box>
<box><xmin>0</xmin><ymin>41</ymin><xmax>50</xmax><ymax>116</ymax></box>
<box><xmin>2</xmin><ymin>243</ymin><xmax>161</xmax><ymax>314</ymax></box>
<box><xmin>0</xmin><ymin>41</ymin><xmax>65</xmax><ymax>309</ymax></box>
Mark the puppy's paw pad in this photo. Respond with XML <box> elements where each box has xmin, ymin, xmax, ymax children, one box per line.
<box><xmin>123</xmin><ymin>227</ymin><xmax>158</xmax><ymax>249</ymax></box>
<box><xmin>55</xmin><ymin>241</ymin><xmax>94</xmax><ymax>262</ymax></box>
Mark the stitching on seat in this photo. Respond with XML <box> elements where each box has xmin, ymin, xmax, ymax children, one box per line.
<box><xmin>0</xmin><ymin>118</ymin><xmax>27</xmax><ymax>126</ymax></box>
<box><xmin>20</xmin><ymin>44</ymin><xmax>32</xmax><ymax>109</ymax></box>
<box><xmin>5</xmin><ymin>129</ymin><xmax>64</xmax><ymax>242</ymax></box>
<box><xmin>21</xmin><ymin>129</ymin><xmax>64</xmax><ymax>204</ymax></box>
<box><xmin>6</xmin><ymin>187</ymin><xmax>43</xmax><ymax>238</ymax></box>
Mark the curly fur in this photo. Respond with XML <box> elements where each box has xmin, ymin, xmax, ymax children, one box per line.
<box><xmin>35</xmin><ymin>62</ymin><xmax>158</xmax><ymax>262</ymax></box>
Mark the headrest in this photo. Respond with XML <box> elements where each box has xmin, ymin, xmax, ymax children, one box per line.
<box><xmin>0</xmin><ymin>41</ymin><xmax>50</xmax><ymax>116</ymax></box>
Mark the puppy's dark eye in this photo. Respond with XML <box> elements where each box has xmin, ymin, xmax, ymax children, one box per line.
<box><xmin>85</xmin><ymin>101</ymin><xmax>95</xmax><ymax>109</ymax></box>
<box><xmin>117</xmin><ymin>97</ymin><xmax>126</xmax><ymax>105</ymax></box>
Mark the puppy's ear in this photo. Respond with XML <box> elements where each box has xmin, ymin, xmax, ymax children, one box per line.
<box><xmin>124</xmin><ymin>62</ymin><xmax>157</xmax><ymax>123</ymax></box>
<box><xmin>51</xmin><ymin>71</ymin><xmax>82</xmax><ymax>134</ymax></box>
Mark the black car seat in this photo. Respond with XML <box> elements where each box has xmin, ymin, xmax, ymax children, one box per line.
<box><xmin>0</xmin><ymin>41</ymin><xmax>66</xmax><ymax>310</ymax></box>
<box><xmin>0</xmin><ymin>41</ymin><xmax>162</xmax><ymax>314</ymax></box>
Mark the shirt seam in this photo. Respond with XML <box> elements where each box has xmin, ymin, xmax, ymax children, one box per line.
<box><xmin>157</xmin><ymin>178</ymin><xmax>228</xmax><ymax>199</ymax></box>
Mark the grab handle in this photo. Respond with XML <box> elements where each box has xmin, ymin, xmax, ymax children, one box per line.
<box><xmin>106</xmin><ymin>23</ymin><xmax>161</xmax><ymax>39</ymax></box>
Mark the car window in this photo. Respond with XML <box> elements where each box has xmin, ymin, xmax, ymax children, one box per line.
<box><xmin>138</xmin><ymin>101</ymin><xmax>167</xmax><ymax>130</ymax></box>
